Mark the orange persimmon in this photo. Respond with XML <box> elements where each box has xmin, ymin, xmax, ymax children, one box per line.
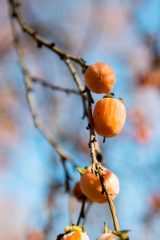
<box><xmin>57</xmin><ymin>226</ymin><xmax>89</xmax><ymax>240</ymax></box>
<box><xmin>93</xmin><ymin>97</ymin><xmax>126</xmax><ymax>137</ymax></box>
<box><xmin>84</xmin><ymin>62</ymin><xmax>115</xmax><ymax>94</ymax></box>
<box><xmin>79</xmin><ymin>166</ymin><xmax>119</xmax><ymax>203</ymax></box>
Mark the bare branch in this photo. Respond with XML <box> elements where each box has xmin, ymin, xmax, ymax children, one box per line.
<box><xmin>9</xmin><ymin>16</ymin><xmax>73</xmax><ymax>193</ymax></box>
<box><xmin>76</xmin><ymin>196</ymin><xmax>86</xmax><ymax>226</ymax></box>
<box><xmin>8</xmin><ymin>0</ymin><xmax>86</xmax><ymax>67</ymax></box>
<box><xmin>65</xmin><ymin>59</ymin><xmax>88</xmax><ymax>119</ymax></box>
<box><xmin>8</xmin><ymin>0</ymin><xmax>120</xmax><ymax>233</ymax></box>
<box><xmin>32</xmin><ymin>77</ymin><xmax>80</xmax><ymax>95</ymax></box>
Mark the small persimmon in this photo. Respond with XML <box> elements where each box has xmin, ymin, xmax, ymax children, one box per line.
<box><xmin>57</xmin><ymin>226</ymin><xmax>89</xmax><ymax>240</ymax></box>
<box><xmin>84</xmin><ymin>62</ymin><xmax>115</xmax><ymax>94</ymax></box>
<box><xmin>79</xmin><ymin>166</ymin><xmax>119</xmax><ymax>203</ymax></box>
<box><xmin>72</xmin><ymin>182</ymin><xmax>87</xmax><ymax>202</ymax></box>
<box><xmin>93</xmin><ymin>97</ymin><xmax>126</xmax><ymax>137</ymax></box>
<box><xmin>97</xmin><ymin>224</ymin><xmax>129</xmax><ymax>240</ymax></box>
<box><xmin>97</xmin><ymin>233</ymin><xmax>119</xmax><ymax>240</ymax></box>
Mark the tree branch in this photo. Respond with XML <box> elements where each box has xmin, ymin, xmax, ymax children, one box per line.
<box><xmin>65</xmin><ymin>59</ymin><xmax>88</xmax><ymax>119</ymax></box>
<box><xmin>9</xmin><ymin>17</ymin><xmax>73</xmax><ymax>193</ymax></box>
<box><xmin>76</xmin><ymin>196</ymin><xmax>87</xmax><ymax>226</ymax></box>
<box><xmin>32</xmin><ymin>77</ymin><xmax>80</xmax><ymax>95</ymax></box>
<box><xmin>8</xmin><ymin>0</ymin><xmax>120</xmax><ymax>233</ymax></box>
<box><xmin>8</xmin><ymin>0</ymin><xmax>86</xmax><ymax>67</ymax></box>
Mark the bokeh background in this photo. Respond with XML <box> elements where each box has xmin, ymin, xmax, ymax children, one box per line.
<box><xmin>0</xmin><ymin>0</ymin><xmax>160</xmax><ymax>239</ymax></box>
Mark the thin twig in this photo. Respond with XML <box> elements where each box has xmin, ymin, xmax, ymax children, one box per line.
<box><xmin>9</xmin><ymin>14</ymin><xmax>73</xmax><ymax>193</ymax></box>
<box><xmin>86</xmin><ymin>89</ymin><xmax>99</xmax><ymax>167</ymax></box>
<box><xmin>32</xmin><ymin>77</ymin><xmax>80</xmax><ymax>95</ymax></box>
<box><xmin>65</xmin><ymin>59</ymin><xmax>88</xmax><ymax>119</ymax></box>
<box><xmin>76</xmin><ymin>196</ymin><xmax>86</xmax><ymax>226</ymax></box>
<box><xmin>9</xmin><ymin>0</ymin><xmax>86</xmax><ymax>67</ymax></box>
<box><xmin>8</xmin><ymin>0</ymin><xmax>88</xmax><ymax>119</ymax></box>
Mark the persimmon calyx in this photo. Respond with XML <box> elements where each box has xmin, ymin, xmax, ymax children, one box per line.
<box><xmin>64</xmin><ymin>225</ymin><xmax>83</xmax><ymax>234</ymax></box>
<box><xmin>77</xmin><ymin>167</ymin><xmax>89</xmax><ymax>175</ymax></box>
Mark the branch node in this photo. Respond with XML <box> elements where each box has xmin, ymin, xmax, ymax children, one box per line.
<box><xmin>50</xmin><ymin>42</ymin><xmax>55</xmax><ymax>48</ymax></box>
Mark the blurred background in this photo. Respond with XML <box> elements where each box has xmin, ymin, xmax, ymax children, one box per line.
<box><xmin>0</xmin><ymin>0</ymin><xmax>160</xmax><ymax>239</ymax></box>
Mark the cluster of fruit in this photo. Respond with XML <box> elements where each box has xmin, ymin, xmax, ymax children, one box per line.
<box><xmin>85</xmin><ymin>62</ymin><xmax>126</xmax><ymax>138</ymax></box>
<box><xmin>73</xmin><ymin>62</ymin><xmax>126</xmax><ymax>204</ymax></box>
<box><xmin>57</xmin><ymin>62</ymin><xmax>127</xmax><ymax>240</ymax></box>
<box><xmin>57</xmin><ymin>225</ymin><xmax>120</xmax><ymax>240</ymax></box>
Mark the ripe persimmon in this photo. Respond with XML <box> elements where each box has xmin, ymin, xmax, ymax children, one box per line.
<box><xmin>79</xmin><ymin>166</ymin><xmax>119</xmax><ymax>203</ymax></box>
<box><xmin>93</xmin><ymin>97</ymin><xmax>126</xmax><ymax>137</ymax></box>
<box><xmin>84</xmin><ymin>62</ymin><xmax>115</xmax><ymax>94</ymax></box>
<box><xmin>57</xmin><ymin>226</ymin><xmax>89</xmax><ymax>240</ymax></box>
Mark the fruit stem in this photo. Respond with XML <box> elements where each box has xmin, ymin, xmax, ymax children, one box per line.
<box><xmin>76</xmin><ymin>196</ymin><xmax>87</xmax><ymax>225</ymax></box>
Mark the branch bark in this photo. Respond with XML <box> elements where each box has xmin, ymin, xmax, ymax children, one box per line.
<box><xmin>8</xmin><ymin>0</ymin><xmax>86</xmax><ymax>67</ymax></box>
<box><xmin>32</xmin><ymin>77</ymin><xmax>80</xmax><ymax>95</ymax></box>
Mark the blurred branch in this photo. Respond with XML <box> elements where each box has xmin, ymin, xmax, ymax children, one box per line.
<box><xmin>8</xmin><ymin>0</ymin><xmax>89</xmax><ymax>119</ymax></box>
<box><xmin>32</xmin><ymin>77</ymin><xmax>80</xmax><ymax>95</ymax></box>
<box><xmin>9</xmin><ymin>17</ymin><xmax>73</xmax><ymax>193</ymax></box>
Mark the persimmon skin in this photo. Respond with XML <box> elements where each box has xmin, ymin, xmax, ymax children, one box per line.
<box><xmin>61</xmin><ymin>231</ymin><xmax>89</xmax><ymax>240</ymax></box>
<box><xmin>62</xmin><ymin>231</ymin><xmax>81</xmax><ymax>240</ymax></box>
<box><xmin>80</xmin><ymin>167</ymin><xmax>119</xmax><ymax>203</ymax></box>
<box><xmin>84</xmin><ymin>62</ymin><xmax>115</xmax><ymax>94</ymax></box>
<box><xmin>97</xmin><ymin>233</ymin><xmax>119</xmax><ymax>240</ymax></box>
<box><xmin>72</xmin><ymin>182</ymin><xmax>86</xmax><ymax>202</ymax></box>
<box><xmin>93</xmin><ymin>98</ymin><xmax>126</xmax><ymax>137</ymax></box>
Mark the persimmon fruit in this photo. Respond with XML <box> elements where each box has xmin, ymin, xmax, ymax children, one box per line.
<box><xmin>58</xmin><ymin>226</ymin><xmax>89</xmax><ymax>240</ymax></box>
<box><xmin>84</xmin><ymin>62</ymin><xmax>115</xmax><ymax>94</ymax></box>
<box><xmin>93</xmin><ymin>97</ymin><xmax>126</xmax><ymax>137</ymax></box>
<box><xmin>79</xmin><ymin>166</ymin><xmax>119</xmax><ymax>203</ymax></box>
